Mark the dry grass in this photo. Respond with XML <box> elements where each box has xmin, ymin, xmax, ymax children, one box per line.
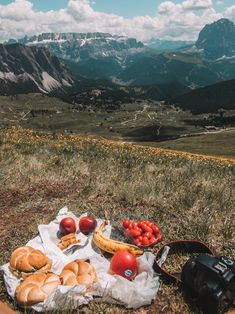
<box><xmin>0</xmin><ymin>128</ymin><xmax>234</xmax><ymax>313</ymax></box>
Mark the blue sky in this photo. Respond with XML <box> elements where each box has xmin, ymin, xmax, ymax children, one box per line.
<box><xmin>0</xmin><ymin>0</ymin><xmax>234</xmax><ymax>42</ymax></box>
<box><xmin>0</xmin><ymin>0</ymin><xmax>233</xmax><ymax>17</ymax></box>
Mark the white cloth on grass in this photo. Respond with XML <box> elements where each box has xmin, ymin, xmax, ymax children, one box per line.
<box><xmin>0</xmin><ymin>206</ymin><xmax>161</xmax><ymax>311</ymax></box>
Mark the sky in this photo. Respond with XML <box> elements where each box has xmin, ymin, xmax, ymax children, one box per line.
<box><xmin>0</xmin><ymin>0</ymin><xmax>235</xmax><ymax>42</ymax></box>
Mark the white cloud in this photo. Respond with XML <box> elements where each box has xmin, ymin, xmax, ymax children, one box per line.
<box><xmin>0</xmin><ymin>0</ymin><xmax>231</xmax><ymax>42</ymax></box>
<box><xmin>182</xmin><ymin>0</ymin><xmax>213</xmax><ymax>11</ymax></box>
<box><xmin>225</xmin><ymin>5</ymin><xmax>235</xmax><ymax>20</ymax></box>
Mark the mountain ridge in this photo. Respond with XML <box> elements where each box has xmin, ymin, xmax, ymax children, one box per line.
<box><xmin>195</xmin><ymin>18</ymin><xmax>235</xmax><ymax>60</ymax></box>
<box><xmin>0</xmin><ymin>43</ymin><xmax>75</xmax><ymax>95</ymax></box>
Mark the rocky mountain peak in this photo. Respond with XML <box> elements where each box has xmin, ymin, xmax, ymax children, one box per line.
<box><xmin>0</xmin><ymin>43</ymin><xmax>74</xmax><ymax>95</ymax></box>
<box><xmin>195</xmin><ymin>18</ymin><xmax>235</xmax><ymax>60</ymax></box>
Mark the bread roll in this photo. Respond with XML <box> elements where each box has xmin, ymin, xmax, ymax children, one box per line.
<box><xmin>10</xmin><ymin>246</ymin><xmax>51</xmax><ymax>278</ymax></box>
<box><xmin>60</xmin><ymin>259</ymin><xmax>97</xmax><ymax>288</ymax></box>
<box><xmin>16</xmin><ymin>273</ymin><xmax>60</xmax><ymax>306</ymax></box>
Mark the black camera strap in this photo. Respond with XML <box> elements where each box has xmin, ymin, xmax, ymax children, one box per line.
<box><xmin>153</xmin><ymin>240</ymin><xmax>215</xmax><ymax>284</ymax></box>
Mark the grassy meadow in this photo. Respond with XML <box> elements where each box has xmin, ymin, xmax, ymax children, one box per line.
<box><xmin>0</xmin><ymin>128</ymin><xmax>234</xmax><ymax>314</ymax></box>
<box><xmin>1</xmin><ymin>94</ymin><xmax>234</xmax><ymax>160</ymax></box>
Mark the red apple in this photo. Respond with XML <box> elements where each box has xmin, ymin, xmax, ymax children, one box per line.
<box><xmin>59</xmin><ymin>217</ymin><xmax>76</xmax><ymax>235</ymax></box>
<box><xmin>79</xmin><ymin>216</ymin><xmax>97</xmax><ymax>235</ymax></box>
<box><xmin>110</xmin><ymin>250</ymin><xmax>138</xmax><ymax>280</ymax></box>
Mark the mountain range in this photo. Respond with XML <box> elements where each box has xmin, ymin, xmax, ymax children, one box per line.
<box><xmin>0</xmin><ymin>44</ymin><xmax>74</xmax><ymax>95</ymax></box>
<box><xmin>1</xmin><ymin>18</ymin><xmax>235</xmax><ymax>114</ymax></box>
<box><xmin>8</xmin><ymin>32</ymin><xmax>144</xmax><ymax>63</ymax></box>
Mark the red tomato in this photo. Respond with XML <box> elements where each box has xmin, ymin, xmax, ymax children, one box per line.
<box><xmin>132</xmin><ymin>221</ymin><xmax>138</xmax><ymax>228</ymax></box>
<box><xmin>141</xmin><ymin>224</ymin><xmax>152</xmax><ymax>233</ymax></box>
<box><xmin>59</xmin><ymin>217</ymin><xmax>76</xmax><ymax>235</ymax></box>
<box><xmin>129</xmin><ymin>229</ymin><xmax>141</xmax><ymax>239</ymax></box>
<box><xmin>149</xmin><ymin>236</ymin><xmax>157</xmax><ymax>245</ymax></box>
<box><xmin>124</xmin><ymin>229</ymin><xmax>131</xmax><ymax>238</ymax></box>
<box><xmin>152</xmin><ymin>225</ymin><xmax>160</xmax><ymax>234</ymax></box>
<box><xmin>133</xmin><ymin>226</ymin><xmax>142</xmax><ymax>233</ymax></box>
<box><xmin>142</xmin><ymin>232</ymin><xmax>152</xmax><ymax>239</ymax></box>
<box><xmin>138</xmin><ymin>236</ymin><xmax>143</xmax><ymax>242</ymax></box>
<box><xmin>135</xmin><ymin>239</ymin><xmax>142</xmax><ymax>247</ymax></box>
<box><xmin>122</xmin><ymin>219</ymin><xmax>131</xmax><ymax>229</ymax></box>
<box><xmin>110</xmin><ymin>251</ymin><xmax>138</xmax><ymax>280</ymax></box>
<box><xmin>142</xmin><ymin>237</ymin><xmax>149</xmax><ymax>246</ymax></box>
<box><xmin>128</xmin><ymin>223</ymin><xmax>133</xmax><ymax>230</ymax></box>
<box><xmin>148</xmin><ymin>222</ymin><xmax>155</xmax><ymax>228</ymax></box>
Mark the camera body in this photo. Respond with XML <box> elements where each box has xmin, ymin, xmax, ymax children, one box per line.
<box><xmin>181</xmin><ymin>254</ymin><xmax>235</xmax><ymax>314</ymax></box>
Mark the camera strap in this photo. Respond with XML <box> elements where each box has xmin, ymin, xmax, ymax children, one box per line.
<box><xmin>153</xmin><ymin>240</ymin><xmax>214</xmax><ymax>284</ymax></box>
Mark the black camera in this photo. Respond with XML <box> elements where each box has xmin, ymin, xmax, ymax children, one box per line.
<box><xmin>181</xmin><ymin>254</ymin><xmax>235</xmax><ymax>314</ymax></box>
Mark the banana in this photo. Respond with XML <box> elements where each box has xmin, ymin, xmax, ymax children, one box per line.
<box><xmin>92</xmin><ymin>221</ymin><xmax>143</xmax><ymax>256</ymax></box>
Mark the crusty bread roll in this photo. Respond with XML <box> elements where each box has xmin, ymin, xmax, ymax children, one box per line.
<box><xmin>10</xmin><ymin>246</ymin><xmax>52</xmax><ymax>278</ymax></box>
<box><xmin>16</xmin><ymin>273</ymin><xmax>60</xmax><ymax>306</ymax></box>
<box><xmin>60</xmin><ymin>259</ymin><xmax>97</xmax><ymax>288</ymax></box>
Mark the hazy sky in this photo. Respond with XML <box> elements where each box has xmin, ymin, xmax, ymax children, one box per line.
<box><xmin>0</xmin><ymin>0</ymin><xmax>234</xmax><ymax>42</ymax></box>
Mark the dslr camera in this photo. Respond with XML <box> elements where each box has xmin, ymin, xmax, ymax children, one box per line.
<box><xmin>181</xmin><ymin>254</ymin><xmax>235</xmax><ymax>314</ymax></box>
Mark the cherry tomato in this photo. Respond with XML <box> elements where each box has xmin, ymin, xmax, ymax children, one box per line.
<box><xmin>138</xmin><ymin>236</ymin><xmax>143</xmax><ymax>242</ymax></box>
<box><xmin>128</xmin><ymin>223</ymin><xmax>133</xmax><ymax>230</ymax></box>
<box><xmin>149</xmin><ymin>236</ymin><xmax>157</xmax><ymax>245</ymax></box>
<box><xmin>133</xmin><ymin>225</ymin><xmax>141</xmax><ymax>231</ymax></box>
<box><xmin>142</xmin><ymin>232</ymin><xmax>152</xmax><ymax>239</ymax></box>
<box><xmin>142</xmin><ymin>237</ymin><xmax>149</xmax><ymax>246</ymax></box>
<box><xmin>124</xmin><ymin>229</ymin><xmax>131</xmax><ymax>238</ymax></box>
<box><xmin>152</xmin><ymin>225</ymin><xmax>160</xmax><ymax>234</ymax></box>
<box><xmin>135</xmin><ymin>239</ymin><xmax>142</xmax><ymax>247</ymax></box>
<box><xmin>142</xmin><ymin>224</ymin><xmax>152</xmax><ymax>233</ymax></box>
<box><xmin>132</xmin><ymin>221</ymin><xmax>138</xmax><ymax>228</ymax></box>
<box><xmin>129</xmin><ymin>229</ymin><xmax>141</xmax><ymax>239</ymax></box>
<box><xmin>122</xmin><ymin>219</ymin><xmax>131</xmax><ymax>229</ymax></box>
<box><xmin>148</xmin><ymin>222</ymin><xmax>155</xmax><ymax>228</ymax></box>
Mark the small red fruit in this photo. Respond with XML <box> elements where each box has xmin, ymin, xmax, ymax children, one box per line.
<box><xmin>110</xmin><ymin>251</ymin><xmax>138</xmax><ymax>280</ymax></box>
<box><xmin>142</xmin><ymin>232</ymin><xmax>152</xmax><ymax>239</ymax></box>
<box><xmin>149</xmin><ymin>236</ymin><xmax>157</xmax><ymax>245</ymax></box>
<box><xmin>142</xmin><ymin>237</ymin><xmax>149</xmax><ymax>246</ymax></box>
<box><xmin>79</xmin><ymin>216</ymin><xmax>97</xmax><ymax>235</ymax></box>
<box><xmin>59</xmin><ymin>217</ymin><xmax>76</xmax><ymax>235</ymax></box>
<box><xmin>141</xmin><ymin>224</ymin><xmax>152</xmax><ymax>233</ymax></box>
<box><xmin>129</xmin><ymin>229</ymin><xmax>141</xmax><ymax>239</ymax></box>
<box><xmin>122</xmin><ymin>219</ymin><xmax>131</xmax><ymax>229</ymax></box>
<box><xmin>132</xmin><ymin>221</ymin><xmax>138</xmax><ymax>228</ymax></box>
<box><xmin>135</xmin><ymin>239</ymin><xmax>142</xmax><ymax>247</ymax></box>
<box><xmin>152</xmin><ymin>225</ymin><xmax>160</xmax><ymax>234</ymax></box>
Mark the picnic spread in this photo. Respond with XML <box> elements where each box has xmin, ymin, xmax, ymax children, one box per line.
<box><xmin>1</xmin><ymin>206</ymin><xmax>235</xmax><ymax>313</ymax></box>
<box><xmin>0</xmin><ymin>207</ymin><xmax>164</xmax><ymax>311</ymax></box>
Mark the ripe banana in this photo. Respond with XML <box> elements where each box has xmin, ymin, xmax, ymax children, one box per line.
<box><xmin>92</xmin><ymin>221</ymin><xmax>143</xmax><ymax>256</ymax></box>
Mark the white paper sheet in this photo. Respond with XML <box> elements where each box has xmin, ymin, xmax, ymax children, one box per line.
<box><xmin>0</xmin><ymin>207</ymin><xmax>161</xmax><ymax>311</ymax></box>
